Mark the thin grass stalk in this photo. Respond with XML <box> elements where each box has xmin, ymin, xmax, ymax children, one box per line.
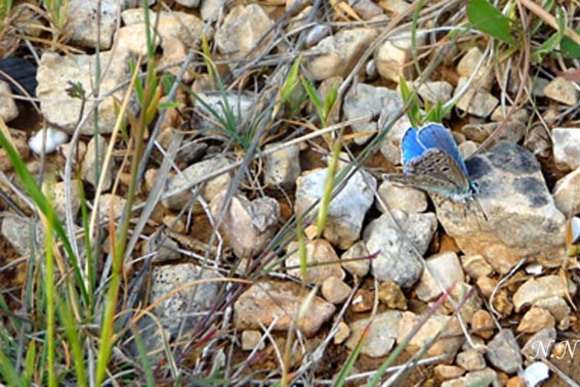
<box><xmin>43</xmin><ymin>211</ymin><xmax>56</xmax><ymax>387</ymax></box>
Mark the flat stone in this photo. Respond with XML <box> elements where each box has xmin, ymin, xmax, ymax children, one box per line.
<box><xmin>436</xmin><ymin>143</ymin><xmax>567</xmax><ymax>273</ymax></box>
<box><xmin>397</xmin><ymin>311</ymin><xmax>463</xmax><ymax>357</ymax></box>
<box><xmin>234</xmin><ymin>281</ymin><xmax>335</xmax><ymax>337</ymax></box>
<box><xmin>376</xmin><ymin>180</ymin><xmax>428</xmax><ymax>213</ymax></box>
<box><xmin>417</xmin><ymin>81</ymin><xmax>453</xmax><ymax>104</ymax></box>
<box><xmin>321</xmin><ymin>276</ymin><xmax>351</xmax><ymax>304</ymax></box>
<box><xmin>1</xmin><ymin>215</ymin><xmax>41</xmax><ymax>256</ymax></box>
<box><xmin>471</xmin><ymin>310</ymin><xmax>495</xmax><ymax>339</ymax></box>
<box><xmin>416</xmin><ymin>251</ymin><xmax>465</xmax><ymax>301</ymax></box>
<box><xmin>295</xmin><ymin>167</ymin><xmax>376</xmax><ymax>250</ymax></box>
<box><xmin>534</xmin><ymin>296</ymin><xmax>571</xmax><ymax>320</ymax></box>
<box><xmin>37</xmin><ymin>50</ymin><xmax>137</xmax><ymax>134</ymax></box>
<box><xmin>201</xmin><ymin>0</ymin><xmax>225</xmax><ymax>20</ymax></box>
<box><xmin>553</xmin><ymin>167</ymin><xmax>580</xmax><ymax>215</ymax></box>
<box><xmin>456</xmin><ymin>350</ymin><xmax>486</xmax><ymax>371</ymax></box>
<box><xmin>305</xmin><ymin>28</ymin><xmax>378</xmax><ymax>80</ymax></box>
<box><xmin>378</xmin><ymin>0</ymin><xmax>411</xmax><ymax>14</ymax></box>
<box><xmin>210</xmin><ymin>190</ymin><xmax>280</xmax><ymax>258</ymax></box>
<box><xmin>67</xmin><ymin>0</ymin><xmax>121</xmax><ymax>49</ymax></box>
<box><xmin>460</xmin><ymin>254</ymin><xmax>494</xmax><ymax>280</ymax></box>
<box><xmin>552</xmin><ymin>128</ymin><xmax>580</xmax><ymax>171</ymax></box>
<box><xmin>521</xmin><ymin>328</ymin><xmax>556</xmax><ymax>360</ymax></box>
<box><xmin>523</xmin><ymin>362</ymin><xmax>550</xmax><ymax>387</ymax></box>
<box><xmin>456</xmin><ymin>47</ymin><xmax>493</xmax><ymax>88</ymax></box>
<box><xmin>0</xmin><ymin>81</ymin><xmax>18</xmax><ymax>122</ymax></box>
<box><xmin>434</xmin><ymin>364</ymin><xmax>465</xmax><ymax>381</ymax></box>
<box><xmin>341</xmin><ymin>240</ymin><xmax>370</xmax><ymax>278</ymax></box>
<box><xmin>345</xmin><ymin>310</ymin><xmax>402</xmax><ymax>358</ymax></box>
<box><xmin>286</xmin><ymin>239</ymin><xmax>345</xmax><ymax>284</ymax></box>
<box><xmin>454</xmin><ymin>77</ymin><xmax>498</xmax><ymax>117</ymax></box>
<box><xmin>517</xmin><ymin>307</ymin><xmax>555</xmax><ymax>334</ymax></box>
<box><xmin>215</xmin><ymin>4</ymin><xmax>274</xmax><ymax>67</ymax></box>
<box><xmin>513</xmin><ymin>275</ymin><xmax>576</xmax><ymax>312</ymax></box>
<box><xmin>343</xmin><ymin>83</ymin><xmax>404</xmax><ymax>145</ymax></box>
<box><xmin>366</xmin><ymin>210</ymin><xmax>436</xmax><ymax>287</ymax></box>
<box><xmin>442</xmin><ymin>368</ymin><xmax>498</xmax><ymax>387</ymax></box>
<box><xmin>380</xmin><ymin>115</ymin><xmax>413</xmax><ymax>165</ymax></box>
<box><xmin>485</xmin><ymin>329</ymin><xmax>522</xmax><ymax>374</ymax></box>
<box><xmin>374</xmin><ymin>32</ymin><xmax>426</xmax><ymax>82</ymax></box>
<box><xmin>544</xmin><ymin>77</ymin><xmax>579</xmax><ymax>106</ymax></box>
<box><xmin>351</xmin><ymin>0</ymin><xmax>384</xmax><ymax>20</ymax></box>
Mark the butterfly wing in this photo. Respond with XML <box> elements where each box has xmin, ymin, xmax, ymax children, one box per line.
<box><xmin>567</xmin><ymin>216</ymin><xmax>580</xmax><ymax>246</ymax></box>
<box><xmin>382</xmin><ymin>173</ymin><xmax>463</xmax><ymax>198</ymax></box>
<box><xmin>400</xmin><ymin>127</ymin><xmax>426</xmax><ymax>166</ymax></box>
<box><xmin>417</xmin><ymin>123</ymin><xmax>470</xmax><ymax>178</ymax></box>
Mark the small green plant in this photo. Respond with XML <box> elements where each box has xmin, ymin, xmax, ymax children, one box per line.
<box><xmin>399</xmin><ymin>77</ymin><xmax>454</xmax><ymax>127</ymax></box>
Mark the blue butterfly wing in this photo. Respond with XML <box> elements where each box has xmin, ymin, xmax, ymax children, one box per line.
<box><xmin>417</xmin><ymin>123</ymin><xmax>470</xmax><ymax>178</ymax></box>
<box><xmin>401</xmin><ymin>127</ymin><xmax>426</xmax><ymax>165</ymax></box>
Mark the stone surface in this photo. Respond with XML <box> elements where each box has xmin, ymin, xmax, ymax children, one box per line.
<box><xmin>461</xmin><ymin>121</ymin><xmax>526</xmax><ymax>145</ymax></box>
<box><xmin>397</xmin><ymin>311</ymin><xmax>463</xmax><ymax>357</ymax></box>
<box><xmin>376</xmin><ymin>180</ymin><xmax>428</xmax><ymax>213</ymax></box>
<box><xmin>380</xmin><ymin>115</ymin><xmax>414</xmax><ymax>165</ymax></box>
<box><xmin>321</xmin><ymin>276</ymin><xmax>351</xmax><ymax>304</ymax></box>
<box><xmin>456</xmin><ymin>47</ymin><xmax>493</xmax><ymax>88</ymax></box>
<box><xmin>521</xmin><ymin>327</ymin><xmax>556</xmax><ymax>360</ymax></box>
<box><xmin>214</xmin><ymin>4</ymin><xmax>274</xmax><ymax>67</ymax></box>
<box><xmin>553</xmin><ymin>167</ymin><xmax>580</xmax><ymax>215</ymax></box>
<box><xmin>454</xmin><ymin>77</ymin><xmax>499</xmax><ymax>117</ymax></box>
<box><xmin>305</xmin><ymin>28</ymin><xmax>378</xmax><ymax>80</ymax></box>
<box><xmin>81</xmin><ymin>136</ymin><xmax>113</xmax><ymax>191</ymax></box>
<box><xmin>435</xmin><ymin>143</ymin><xmax>567</xmax><ymax>273</ymax></box>
<box><xmin>460</xmin><ymin>254</ymin><xmax>494</xmax><ymax>280</ymax></box>
<box><xmin>442</xmin><ymin>368</ymin><xmax>498</xmax><ymax>387</ymax></box>
<box><xmin>304</xmin><ymin>24</ymin><xmax>332</xmax><ymax>48</ymax></box>
<box><xmin>345</xmin><ymin>310</ymin><xmax>402</xmax><ymax>358</ymax></box>
<box><xmin>543</xmin><ymin>77</ymin><xmax>579</xmax><ymax>106</ymax></box>
<box><xmin>234</xmin><ymin>281</ymin><xmax>335</xmax><ymax>337</ymax></box>
<box><xmin>471</xmin><ymin>310</ymin><xmax>495</xmax><ymax>339</ymax></box>
<box><xmin>162</xmin><ymin>156</ymin><xmax>232</xmax><ymax>210</ymax></box>
<box><xmin>37</xmin><ymin>50</ymin><xmax>137</xmax><ymax>134</ymax></box>
<box><xmin>200</xmin><ymin>0</ymin><xmax>225</xmax><ymax>20</ymax></box>
<box><xmin>552</xmin><ymin>128</ymin><xmax>580</xmax><ymax>171</ymax></box>
<box><xmin>334</xmin><ymin>321</ymin><xmax>350</xmax><ymax>344</ymax></box>
<box><xmin>150</xmin><ymin>263</ymin><xmax>222</xmax><ymax>335</ymax></box>
<box><xmin>485</xmin><ymin>329</ymin><xmax>522</xmax><ymax>374</ymax></box>
<box><xmin>417</xmin><ymin>81</ymin><xmax>453</xmax><ymax>104</ymax></box>
<box><xmin>119</xmin><ymin>9</ymin><xmax>204</xmax><ymax>56</ymax></box>
<box><xmin>175</xmin><ymin>0</ymin><xmax>199</xmax><ymax>7</ymax></box>
<box><xmin>295</xmin><ymin>168</ymin><xmax>376</xmax><ymax>250</ymax></box>
<box><xmin>378</xmin><ymin>279</ymin><xmax>407</xmax><ymax>310</ymax></box>
<box><xmin>286</xmin><ymin>239</ymin><xmax>345</xmax><ymax>284</ymax></box>
<box><xmin>264</xmin><ymin>143</ymin><xmax>301</xmax><ymax>188</ymax></box>
<box><xmin>456</xmin><ymin>350</ymin><xmax>486</xmax><ymax>371</ymax></box>
<box><xmin>365</xmin><ymin>210</ymin><xmax>437</xmax><ymax>288</ymax></box>
<box><xmin>512</xmin><ymin>275</ymin><xmax>576</xmax><ymax>312</ymax></box>
<box><xmin>374</xmin><ymin>32</ymin><xmax>425</xmax><ymax>82</ymax></box>
<box><xmin>210</xmin><ymin>190</ymin><xmax>279</xmax><ymax>258</ymax></box>
<box><xmin>350</xmin><ymin>288</ymin><xmax>374</xmax><ymax>313</ymax></box>
<box><xmin>145</xmin><ymin>236</ymin><xmax>181</xmax><ymax>263</ymax></box>
<box><xmin>534</xmin><ymin>296</ymin><xmax>571</xmax><ymax>320</ymax></box>
<box><xmin>517</xmin><ymin>307</ymin><xmax>555</xmax><ymax>333</ymax></box>
<box><xmin>2</xmin><ymin>215</ymin><xmax>40</xmax><ymax>256</ymax></box>
<box><xmin>340</xmin><ymin>240</ymin><xmax>370</xmax><ymax>277</ymax></box>
<box><xmin>415</xmin><ymin>252</ymin><xmax>464</xmax><ymax>301</ymax></box>
<box><xmin>0</xmin><ymin>81</ymin><xmax>18</xmax><ymax>122</ymax></box>
<box><xmin>434</xmin><ymin>364</ymin><xmax>465</xmax><ymax>381</ymax></box>
<box><xmin>28</xmin><ymin>128</ymin><xmax>68</xmax><ymax>155</ymax></box>
<box><xmin>97</xmin><ymin>194</ymin><xmax>127</xmax><ymax>220</ymax></box>
<box><xmin>351</xmin><ymin>0</ymin><xmax>383</xmax><ymax>20</ymax></box>
<box><xmin>67</xmin><ymin>0</ymin><xmax>121</xmax><ymax>49</ymax></box>
<box><xmin>378</xmin><ymin>0</ymin><xmax>411</xmax><ymax>14</ymax></box>
<box><xmin>241</xmin><ymin>330</ymin><xmax>265</xmax><ymax>351</ymax></box>
<box><xmin>523</xmin><ymin>362</ymin><xmax>550</xmax><ymax>387</ymax></box>
<box><xmin>343</xmin><ymin>83</ymin><xmax>404</xmax><ymax>144</ymax></box>
<box><xmin>490</xmin><ymin>107</ymin><xmax>529</xmax><ymax>123</ymax></box>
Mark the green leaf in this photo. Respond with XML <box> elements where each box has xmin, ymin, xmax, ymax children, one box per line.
<box><xmin>561</xmin><ymin>34</ymin><xmax>580</xmax><ymax>58</ymax></box>
<box><xmin>467</xmin><ymin>0</ymin><xmax>515</xmax><ymax>45</ymax></box>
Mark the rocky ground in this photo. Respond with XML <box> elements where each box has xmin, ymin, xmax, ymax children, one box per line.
<box><xmin>0</xmin><ymin>0</ymin><xmax>579</xmax><ymax>385</ymax></box>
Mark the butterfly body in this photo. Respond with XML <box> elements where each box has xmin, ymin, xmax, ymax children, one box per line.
<box><xmin>384</xmin><ymin>123</ymin><xmax>478</xmax><ymax>202</ymax></box>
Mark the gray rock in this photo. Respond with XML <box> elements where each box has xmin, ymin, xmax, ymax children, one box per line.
<box><xmin>214</xmin><ymin>4</ymin><xmax>274</xmax><ymax>67</ymax></box>
<box><xmin>523</xmin><ymin>362</ymin><xmax>550</xmax><ymax>387</ymax></box>
<box><xmin>345</xmin><ymin>311</ymin><xmax>402</xmax><ymax>358</ymax></box>
<box><xmin>552</xmin><ymin>128</ymin><xmax>580</xmax><ymax>171</ymax></box>
<box><xmin>365</xmin><ymin>210</ymin><xmax>436</xmax><ymax>288</ymax></box>
<box><xmin>162</xmin><ymin>156</ymin><xmax>232</xmax><ymax>210</ymax></box>
<box><xmin>305</xmin><ymin>24</ymin><xmax>333</xmax><ymax>48</ymax></box>
<box><xmin>264</xmin><ymin>143</ymin><xmax>301</xmax><ymax>188</ymax></box>
<box><xmin>343</xmin><ymin>83</ymin><xmax>404</xmax><ymax>144</ymax></box>
<box><xmin>460</xmin><ymin>255</ymin><xmax>493</xmax><ymax>279</ymax></box>
<box><xmin>417</xmin><ymin>81</ymin><xmax>453</xmax><ymax>104</ymax></box>
<box><xmin>1</xmin><ymin>215</ymin><xmax>40</xmax><ymax>256</ymax></box>
<box><xmin>485</xmin><ymin>329</ymin><xmax>522</xmax><ymax>374</ymax></box>
<box><xmin>67</xmin><ymin>0</ymin><xmax>121</xmax><ymax>49</ymax></box>
<box><xmin>350</xmin><ymin>0</ymin><xmax>383</xmax><ymax>20</ymax></box>
<box><xmin>454</xmin><ymin>77</ymin><xmax>498</xmax><ymax>117</ymax></box>
<box><xmin>521</xmin><ymin>328</ymin><xmax>556</xmax><ymax>360</ymax></box>
<box><xmin>442</xmin><ymin>368</ymin><xmax>498</xmax><ymax>387</ymax></box>
<box><xmin>286</xmin><ymin>239</ymin><xmax>345</xmax><ymax>284</ymax></box>
<box><xmin>341</xmin><ymin>240</ymin><xmax>370</xmax><ymax>277</ymax></box>
<box><xmin>234</xmin><ymin>281</ymin><xmax>335</xmax><ymax>337</ymax></box>
<box><xmin>210</xmin><ymin>191</ymin><xmax>279</xmax><ymax>258</ymax></box>
<box><xmin>305</xmin><ymin>28</ymin><xmax>378</xmax><ymax>80</ymax></box>
<box><xmin>461</xmin><ymin>121</ymin><xmax>526</xmax><ymax>144</ymax></box>
<box><xmin>534</xmin><ymin>296</ymin><xmax>571</xmax><ymax>321</ymax></box>
<box><xmin>321</xmin><ymin>276</ymin><xmax>351</xmax><ymax>304</ymax></box>
<box><xmin>415</xmin><ymin>252</ymin><xmax>464</xmax><ymax>301</ymax></box>
<box><xmin>0</xmin><ymin>81</ymin><xmax>18</xmax><ymax>122</ymax></box>
<box><xmin>97</xmin><ymin>194</ymin><xmax>127</xmax><ymax>220</ymax></box>
<box><xmin>150</xmin><ymin>263</ymin><xmax>222</xmax><ymax>335</ymax></box>
<box><xmin>295</xmin><ymin>168</ymin><xmax>376</xmax><ymax>250</ymax></box>
<box><xmin>513</xmin><ymin>275</ymin><xmax>576</xmax><ymax>312</ymax></box>
<box><xmin>37</xmin><ymin>50</ymin><xmax>137</xmax><ymax>134</ymax></box>
<box><xmin>490</xmin><ymin>107</ymin><xmax>529</xmax><ymax>123</ymax></box>
<box><xmin>544</xmin><ymin>77</ymin><xmax>579</xmax><ymax>106</ymax></box>
<box><xmin>144</xmin><ymin>235</ymin><xmax>181</xmax><ymax>263</ymax></box>
<box><xmin>553</xmin><ymin>167</ymin><xmax>580</xmax><ymax>215</ymax></box>
<box><xmin>81</xmin><ymin>136</ymin><xmax>113</xmax><ymax>191</ymax></box>
<box><xmin>436</xmin><ymin>143</ymin><xmax>567</xmax><ymax>273</ymax></box>
<box><xmin>380</xmin><ymin>115</ymin><xmax>414</xmax><ymax>165</ymax></box>
<box><xmin>376</xmin><ymin>180</ymin><xmax>428</xmax><ymax>213</ymax></box>
<box><xmin>200</xmin><ymin>0</ymin><xmax>225</xmax><ymax>20</ymax></box>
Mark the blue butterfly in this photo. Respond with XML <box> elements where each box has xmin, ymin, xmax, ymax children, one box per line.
<box><xmin>383</xmin><ymin>123</ymin><xmax>478</xmax><ymax>202</ymax></box>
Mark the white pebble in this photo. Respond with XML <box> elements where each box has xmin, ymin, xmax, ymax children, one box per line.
<box><xmin>28</xmin><ymin>128</ymin><xmax>69</xmax><ymax>155</ymax></box>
